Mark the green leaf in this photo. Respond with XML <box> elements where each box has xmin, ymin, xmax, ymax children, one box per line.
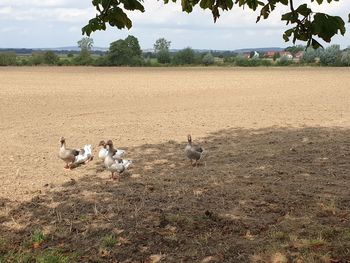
<box><xmin>83</xmin><ymin>0</ymin><xmax>346</xmax><ymax>48</ymax></box>
<box><xmin>283</xmin><ymin>28</ymin><xmax>294</xmax><ymax>42</ymax></box>
<box><xmin>225</xmin><ymin>0</ymin><xmax>234</xmax><ymax>9</ymax></box>
<box><xmin>122</xmin><ymin>0</ymin><xmax>145</xmax><ymax>11</ymax></box>
<box><xmin>200</xmin><ymin>0</ymin><xmax>214</xmax><ymax>9</ymax></box>
<box><xmin>259</xmin><ymin>4</ymin><xmax>271</xmax><ymax>19</ymax></box>
<box><xmin>280</xmin><ymin>0</ymin><xmax>288</xmax><ymax>5</ymax></box>
<box><xmin>281</xmin><ymin>12</ymin><xmax>293</xmax><ymax>22</ymax></box>
<box><xmin>295</xmin><ymin>4</ymin><xmax>311</xmax><ymax>17</ymax></box>
<box><xmin>108</xmin><ymin>7</ymin><xmax>133</xmax><ymax>29</ymax></box>
<box><xmin>181</xmin><ymin>0</ymin><xmax>193</xmax><ymax>13</ymax></box>
<box><xmin>102</xmin><ymin>0</ymin><xmax>110</xmax><ymax>8</ymax></box>
<box><xmin>92</xmin><ymin>0</ymin><xmax>101</xmax><ymax>6</ymax></box>
<box><xmin>311</xmin><ymin>38</ymin><xmax>322</xmax><ymax>49</ymax></box>
<box><xmin>247</xmin><ymin>0</ymin><xmax>261</xmax><ymax>10</ymax></box>
<box><xmin>312</xmin><ymin>13</ymin><xmax>345</xmax><ymax>42</ymax></box>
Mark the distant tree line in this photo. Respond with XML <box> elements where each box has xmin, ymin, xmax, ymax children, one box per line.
<box><xmin>1</xmin><ymin>36</ymin><xmax>350</xmax><ymax>67</ymax></box>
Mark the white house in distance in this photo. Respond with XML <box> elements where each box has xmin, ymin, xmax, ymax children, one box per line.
<box><xmin>252</xmin><ymin>51</ymin><xmax>259</xmax><ymax>58</ymax></box>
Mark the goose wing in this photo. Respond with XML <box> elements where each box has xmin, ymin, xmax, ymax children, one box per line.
<box><xmin>193</xmin><ymin>145</ymin><xmax>203</xmax><ymax>153</ymax></box>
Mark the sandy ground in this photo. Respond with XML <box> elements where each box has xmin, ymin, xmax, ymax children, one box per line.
<box><xmin>0</xmin><ymin>67</ymin><xmax>350</xmax><ymax>262</ymax></box>
<box><xmin>0</xmin><ymin>67</ymin><xmax>349</xmax><ymax>202</ymax></box>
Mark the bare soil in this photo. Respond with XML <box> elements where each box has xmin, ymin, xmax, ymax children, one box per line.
<box><xmin>0</xmin><ymin>67</ymin><xmax>350</xmax><ymax>262</ymax></box>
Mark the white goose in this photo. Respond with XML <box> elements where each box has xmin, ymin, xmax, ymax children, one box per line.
<box><xmin>74</xmin><ymin>144</ymin><xmax>93</xmax><ymax>165</ymax></box>
<box><xmin>98</xmin><ymin>140</ymin><xmax>125</xmax><ymax>161</ymax></box>
<box><xmin>104</xmin><ymin>140</ymin><xmax>132</xmax><ymax>179</ymax></box>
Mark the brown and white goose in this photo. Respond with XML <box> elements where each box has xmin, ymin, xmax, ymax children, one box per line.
<box><xmin>58</xmin><ymin>137</ymin><xmax>80</xmax><ymax>169</ymax></box>
<box><xmin>185</xmin><ymin>134</ymin><xmax>206</xmax><ymax>166</ymax></box>
<box><xmin>98</xmin><ymin>140</ymin><xmax>125</xmax><ymax>161</ymax></box>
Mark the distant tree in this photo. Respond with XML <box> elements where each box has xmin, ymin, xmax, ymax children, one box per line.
<box><xmin>59</xmin><ymin>59</ymin><xmax>72</xmax><ymax>66</ymax></box>
<box><xmin>30</xmin><ymin>52</ymin><xmax>44</xmax><ymax>65</ymax></box>
<box><xmin>144</xmin><ymin>51</ymin><xmax>156</xmax><ymax>59</ymax></box>
<box><xmin>157</xmin><ymin>50</ymin><xmax>171</xmax><ymax>64</ymax></box>
<box><xmin>76</xmin><ymin>37</ymin><xmax>94</xmax><ymax>65</ymax></box>
<box><xmin>125</xmin><ymin>35</ymin><xmax>142</xmax><ymax>57</ymax></box>
<box><xmin>202</xmin><ymin>52</ymin><xmax>215</xmax><ymax>66</ymax></box>
<box><xmin>260</xmin><ymin>59</ymin><xmax>272</xmax><ymax>66</ymax></box>
<box><xmin>223</xmin><ymin>56</ymin><xmax>236</xmax><ymax>63</ymax></box>
<box><xmin>43</xmin><ymin>51</ymin><xmax>59</xmax><ymax>65</ymax></box>
<box><xmin>78</xmin><ymin>37</ymin><xmax>94</xmax><ymax>51</ymax></box>
<box><xmin>341</xmin><ymin>48</ymin><xmax>350</xmax><ymax>66</ymax></box>
<box><xmin>319</xmin><ymin>45</ymin><xmax>341</xmax><ymax>66</ymax></box>
<box><xmin>154</xmin><ymin>38</ymin><xmax>171</xmax><ymax>64</ymax></box>
<box><xmin>108</xmin><ymin>35</ymin><xmax>142</xmax><ymax>66</ymax></box>
<box><xmin>172</xmin><ymin>47</ymin><xmax>195</xmax><ymax>65</ymax></box>
<box><xmin>301</xmin><ymin>47</ymin><xmax>317</xmax><ymax>63</ymax></box>
<box><xmin>285</xmin><ymin>45</ymin><xmax>305</xmax><ymax>56</ymax></box>
<box><xmin>273</xmin><ymin>52</ymin><xmax>280</xmax><ymax>61</ymax></box>
<box><xmin>0</xmin><ymin>52</ymin><xmax>17</xmax><ymax>66</ymax></box>
<box><xmin>108</xmin><ymin>39</ymin><xmax>126</xmax><ymax>65</ymax></box>
<box><xmin>234</xmin><ymin>55</ymin><xmax>249</xmax><ymax>66</ymax></box>
<box><xmin>67</xmin><ymin>53</ymin><xmax>74</xmax><ymax>58</ymax></box>
<box><xmin>154</xmin><ymin>38</ymin><xmax>171</xmax><ymax>53</ymax></box>
<box><xmin>277</xmin><ymin>55</ymin><xmax>292</xmax><ymax>66</ymax></box>
<box><xmin>93</xmin><ymin>56</ymin><xmax>109</xmax><ymax>66</ymax></box>
<box><xmin>20</xmin><ymin>58</ymin><xmax>30</xmax><ymax>66</ymax></box>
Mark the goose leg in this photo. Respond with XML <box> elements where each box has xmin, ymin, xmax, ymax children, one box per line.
<box><xmin>84</xmin><ymin>156</ymin><xmax>92</xmax><ymax>164</ymax></box>
<box><xmin>64</xmin><ymin>163</ymin><xmax>69</xmax><ymax>169</ymax></box>
<box><xmin>69</xmin><ymin>163</ymin><xmax>75</xmax><ymax>170</ymax></box>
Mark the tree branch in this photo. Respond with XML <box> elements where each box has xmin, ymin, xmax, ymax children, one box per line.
<box><xmin>289</xmin><ymin>0</ymin><xmax>295</xmax><ymax>13</ymax></box>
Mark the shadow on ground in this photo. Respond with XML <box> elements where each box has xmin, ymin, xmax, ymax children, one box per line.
<box><xmin>1</xmin><ymin>127</ymin><xmax>350</xmax><ymax>262</ymax></box>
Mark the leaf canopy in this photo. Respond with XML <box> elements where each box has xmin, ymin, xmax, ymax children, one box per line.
<box><xmin>82</xmin><ymin>0</ymin><xmax>347</xmax><ymax>48</ymax></box>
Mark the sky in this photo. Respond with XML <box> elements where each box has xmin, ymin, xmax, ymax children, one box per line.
<box><xmin>0</xmin><ymin>0</ymin><xmax>350</xmax><ymax>50</ymax></box>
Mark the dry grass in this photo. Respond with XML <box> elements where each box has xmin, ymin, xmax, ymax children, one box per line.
<box><xmin>0</xmin><ymin>67</ymin><xmax>350</xmax><ymax>262</ymax></box>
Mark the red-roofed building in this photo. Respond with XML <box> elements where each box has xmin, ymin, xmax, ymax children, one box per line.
<box><xmin>264</xmin><ymin>51</ymin><xmax>277</xmax><ymax>58</ymax></box>
<box><xmin>279</xmin><ymin>51</ymin><xmax>293</xmax><ymax>59</ymax></box>
<box><xmin>264</xmin><ymin>51</ymin><xmax>293</xmax><ymax>59</ymax></box>
<box><xmin>294</xmin><ymin>51</ymin><xmax>304</xmax><ymax>60</ymax></box>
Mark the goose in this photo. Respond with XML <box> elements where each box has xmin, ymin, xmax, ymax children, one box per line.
<box><xmin>185</xmin><ymin>134</ymin><xmax>206</xmax><ymax>166</ymax></box>
<box><xmin>104</xmin><ymin>140</ymin><xmax>132</xmax><ymax>179</ymax></box>
<box><xmin>74</xmin><ymin>144</ymin><xmax>93</xmax><ymax>165</ymax></box>
<box><xmin>98</xmin><ymin>140</ymin><xmax>125</xmax><ymax>161</ymax></box>
<box><xmin>58</xmin><ymin>137</ymin><xmax>80</xmax><ymax>169</ymax></box>
<box><xmin>98</xmin><ymin>140</ymin><xmax>108</xmax><ymax>160</ymax></box>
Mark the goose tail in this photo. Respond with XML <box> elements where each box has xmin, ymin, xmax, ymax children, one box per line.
<box><xmin>123</xmin><ymin>159</ymin><xmax>133</xmax><ymax>169</ymax></box>
<box><xmin>199</xmin><ymin>150</ymin><xmax>207</xmax><ymax>160</ymax></box>
<box><xmin>113</xmin><ymin>149</ymin><xmax>125</xmax><ymax>159</ymax></box>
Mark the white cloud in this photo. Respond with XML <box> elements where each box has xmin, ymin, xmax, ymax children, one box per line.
<box><xmin>0</xmin><ymin>26</ymin><xmax>16</xmax><ymax>32</ymax></box>
<box><xmin>68</xmin><ymin>26</ymin><xmax>81</xmax><ymax>32</ymax></box>
<box><xmin>0</xmin><ymin>0</ymin><xmax>81</xmax><ymax>8</ymax></box>
<box><xmin>53</xmin><ymin>8</ymin><xmax>93</xmax><ymax>22</ymax></box>
<box><xmin>0</xmin><ymin>7</ymin><xmax>94</xmax><ymax>22</ymax></box>
<box><xmin>0</xmin><ymin>0</ymin><xmax>349</xmax><ymax>49</ymax></box>
<box><xmin>0</xmin><ymin>6</ymin><xmax>12</xmax><ymax>14</ymax></box>
<box><xmin>128</xmin><ymin>0</ymin><xmax>289</xmax><ymax>31</ymax></box>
